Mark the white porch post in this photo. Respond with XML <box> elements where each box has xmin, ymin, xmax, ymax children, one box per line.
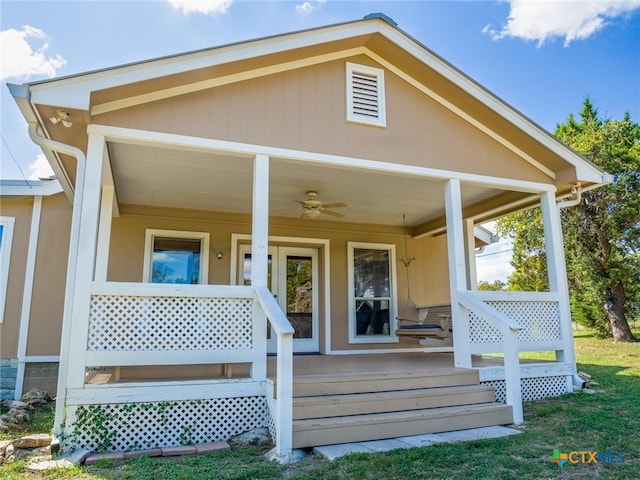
<box><xmin>540</xmin><ymin>191</ymin><xmax>577</xmax><ymax>390</ymax></box>
<box><xmin>464</xmin><ymin>218</ymin><xmax>478</xmax><ymax>290</ymax></box>
<box><xmin>251</xmin><ymin>154</ymin><xmax>269</xmax><ymax>383</ymax></box>
<box><xmin>63</xmin><ymin>134</ymin><xmax>106</xmax><ymax>390</ymax></box>
<box><xmin>94</xmin><ymin>186</ymin><xmax>114</xmax><ymax>282</ymax></box>
<box><xmin>444</xmin><ymin>179</ymin><xmax>471</xmax><ymax>368</ymax></box>
<box><xmin>252</xmin><ymin>154</ymin><xmax>293</xmax><ymax>458</ymax></box>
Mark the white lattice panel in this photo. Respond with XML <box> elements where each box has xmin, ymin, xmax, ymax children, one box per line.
<box><xmin>88</xmin><ymin>295</ymin><xmax>253</xmax><ymax>351</ymax></box>
<box><xmin>66</xmin><ymin>396</ymin><xmax>268</xmax><ymax>452</ymax></box>
<box><xmin>482</xmin><ymin>376</ymin><xmax>569</xmax><ymax>403</ymax></box>
<box><xmin>469</xmin><ymin>301</ymin><xmax>560</xmax><ymax>344</ymax></box>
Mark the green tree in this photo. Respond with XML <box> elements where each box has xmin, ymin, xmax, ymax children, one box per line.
<box><xmin>497</xmin><ymin>99</ymin><xmax>639</xmax><ymax>342</ymax></box>
<box><xmin>477</xmin><ymin>279</ymin><xmax>508</xmax><ymax>291</ymax></box>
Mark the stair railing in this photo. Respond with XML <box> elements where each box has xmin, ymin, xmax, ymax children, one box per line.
<box><xmin>254</xmin><ymin>286</ymin><xmax>295</xmax><ymax>459</ymax></box>
<box><xmin>456</xmin><ymin>290</ymin><xmax>523</xmax><ymax>424</ymax></box>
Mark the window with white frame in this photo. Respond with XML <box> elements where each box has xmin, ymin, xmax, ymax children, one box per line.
<box><xmin>346</xmin><ymin>62</ymin><xmax>386</xmax><ymax>127</ymax></box>
<box><xmin>347</xmin><ymin>242</ymin><xmax>397</xmax><ymax>343</ymax></box>
<box><xmin>143</xmin><ymin>229</ymin><xmax>210</xmax><ymax>284</ymax></box>
<box><xmin>0</xmin><ymin>217</ymin><xmax>15</xmax><ymax>323</ymax></box>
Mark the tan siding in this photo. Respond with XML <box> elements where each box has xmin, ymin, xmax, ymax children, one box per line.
<box><xmin>0</xmin><ymin>198</ymin><xmax>32</xmax><ymax>358</ymax></box>
<box><xmin>95</xmin><ymin>56</ymin><xmax>551</xmax><ymax>184</ymax></box>
<box><xmin>109</xmin><ymin>206</ymin><xmax>451</xmax><ymax>354</ymax></box>
<box><xmin>26</xmin><ymin>194</ymin><xmax>71</xmax><ymax>356</ymax></box>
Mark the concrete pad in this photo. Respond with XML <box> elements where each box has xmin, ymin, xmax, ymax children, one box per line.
<box><xmin>312</xmin><ymin>426</ymin><xmax>522</xmax><ymax>460</ymax></box>
<box><xmin>359</xmin><ymin>439</ymin><xmax>413</xmax><ymax>452</ymax></box>
<box><xmin>84</xmin><ymin>452</ymin><xmax>125</xmax><ymax>465</ymax></box>
<box><xmin>395</xmin><ymin>434</ymin><xmax>443</xmax><ymax>448</ymax></box>
<box><xmin>432</xmin><ymin>426</ymin><xmax>521</xmax><ymax>443</ymax></box>
<box><xmin>61</xmin><ymin>448</ymin><xmax>91</xmax><ymax>465</ymax></box>
<box><xmin>265</xmin><ymin>447</ymin><xmax>307</xmax><ymax>464</ymax></box>
<box><xmin>313</xmin><ymin>442</ymin><xmax>372</xmax><ymax>461</ymax></box>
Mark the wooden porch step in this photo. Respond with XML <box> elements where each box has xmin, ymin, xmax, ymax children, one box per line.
<box><xmin>291</xmin><ymin>367</ymin><xmax>479</xmax><ymax>397</ymax></box>
<box><xmin>293</xmin><ymin>384</ymin><xmax>497</xmax><ymax>420</ymax></box>
<box><xmin>292</xmin><ymin>403</ymin><xmax>513</xmax><ymax>448</ymax></box>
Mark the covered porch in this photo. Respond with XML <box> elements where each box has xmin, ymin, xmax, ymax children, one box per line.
<box><xmin>35</xmin><ymin>123</ymin><xmax>580</xmax><ymax>458</ymax></box>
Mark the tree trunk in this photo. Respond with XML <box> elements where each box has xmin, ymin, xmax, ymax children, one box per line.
<box><xmin>606</xmin><ymin>284</ymin><xmax>639</xmax><ymax>342</ymax></box>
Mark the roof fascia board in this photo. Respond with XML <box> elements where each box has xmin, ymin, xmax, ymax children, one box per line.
<box><xmin>27</xmin><ymin>21</ymin><xmax>383</xmax><ymax>111</ymax></box>
<box><xmin>89</xmin><ymin>123</ymin><xmax>555</xmax><ymax>194</ymax></box>
<box><xmin>0</xmin><ymin>179</ymin><xmax>63</xmax><ymax>196</ymax></box>
<box><xmin>92</xmin><ymin>47</ymin><xmax>367</xmax><ymax>115</ymax></box>
<box><xmin>7</xmin><ymin>84</ymin><xmax>75</xmax><ymax>200</ymax></box>
<box><xmin>376</xmin><ymin>26</ymin><xmax>607</xmax><ymax>183</ymax></box>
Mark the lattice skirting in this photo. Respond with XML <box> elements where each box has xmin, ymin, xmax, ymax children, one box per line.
<box><xmin>65</xmin><ymin>396</ymin><xmax>268</xmax><ymax>452</ymax></box>
<box><xmin>481</xmin><ymin>376</ymin><xmax>569</xmax><ymax>403</ymax></box>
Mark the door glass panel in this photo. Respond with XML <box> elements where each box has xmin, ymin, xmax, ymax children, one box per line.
<box><xmin>286</xmin><ymin>255</ymin><xmax>313</xmax><ymax>339</ymax></box>
<box><xmin>243</xmin><ymin>252</ymin><xmax>273</xmax><ymax>339</ymax></box>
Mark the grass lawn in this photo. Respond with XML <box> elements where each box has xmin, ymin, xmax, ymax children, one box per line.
<box><xmin>1</xmin><ymin>331</ymin><xmax>638</xmax><ymax>480</ymax></box>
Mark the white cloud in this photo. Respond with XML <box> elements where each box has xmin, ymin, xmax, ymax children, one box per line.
<box><xmin>167</xmin><ymin>0</ymin><xmax>233</xmax><ymax>15</ymax></box>
<box><xmin>0</xmin><ymin>26</ymin><xmax>66</xmax><ymax>80</ymax></box>
<box><xmin>295</xmin><ymin>0</ymin><xmax>327</xmax><ymax>15</ymax></box>
<box><xmin>484</xmin><ymin>0</ymin><xmax>640</xmax><ymax>46</ymax></box>
<box><xmin>27</xmin><ymin>153</ymin><xmax>55</xmax><ymax>180</ymax></box>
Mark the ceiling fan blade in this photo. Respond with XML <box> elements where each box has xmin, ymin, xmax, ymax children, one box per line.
<box><xmin>321</xmin><ymin>202</ymin><xmax>347</xmax><ymax>209</ymax></box>
<box><xmin>320</xmin><ymin>209</ymin><xmax>345</xmax><ymax>218</ymax></box>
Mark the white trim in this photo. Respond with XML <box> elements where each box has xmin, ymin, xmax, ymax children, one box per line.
<box><xmin>142</xmin><ymin>229</ymin><xmax>210</xmax><ymax>284</ymax></box>
<box><xmin>346</xmin><ymin>62</ymin><xmax>386</xmax><ymax>127</ymax></box>
<box><xmin>478</xmin><ymin>362</ymin><xmax>574</xmax><ymax>382</ymax></box>
<box><xmin>0</xmin><ymin>217</ymin><xmax>15</xmax><ymax>324</ymax></box>
<box><xmin>0</xmin><ymin>179</ymin><xmax>63</xmax><ymax>197</ymax></box>
<box><xmin>65</xmin><ymin>379</ymin><xmax>265</xmax><ymax>405</ymax></box>
<box><xmin>326</xmin><ymin>346</ymin><xmax>453</xmax><ymax>355</ymax></box>
<box><xmin>13</xmin><ymin>197</ymin><xmax>42</xmax><ymax>399</ymax></box>
<box><xmin>372</xmin><ymin>27</ymin><xmax>605</xmax><ymax>182</ymax></box>
<box><xmin>363</xmin><ymin>50</ymin><xmax>556</xmax><ymax>180</ymax></box>
<box><xmin>93</xmin><ymin>48</ymin><xmax>366</xmax><ymax>115</ymax></box>
<box><xmin>94</xmin><ymin>186</ymin><xmax>114</xmax><ymax>282</ymax></box>
<box><xmin>88</xmin><ymin>124</ymin><xmax>557</xmax><ymax>194</ymax></box>
<box><xmin>23</xmin><ymin>356</ymin><xmax>60</xmax><ymax>362</ymax></box>
<box><xmin>347</xmin><ymin>242</ymin><xmax>398</xmax><ymax>345</ymax></box>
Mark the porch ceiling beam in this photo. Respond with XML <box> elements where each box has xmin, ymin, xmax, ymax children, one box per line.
<box><xmin>88</xmin><ymin>124</ymin><xmax>557</xmax><ymax>195</ymax></box>
<box><xmin>412</xmin><ymin>191</ymin><xmax>539</xmax><ymax>238</ymax></box>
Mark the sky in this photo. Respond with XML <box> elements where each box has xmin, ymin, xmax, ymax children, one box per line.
<box><xmin>1</xmin><ymin>0</ymin><xmax>639</xmax><ymax>282</ymax></box>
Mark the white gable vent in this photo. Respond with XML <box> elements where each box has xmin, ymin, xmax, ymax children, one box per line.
<box><xmin>346</xmin><ymin>62</ymin><xmax>386</xmax><ymax>127</ymax></box>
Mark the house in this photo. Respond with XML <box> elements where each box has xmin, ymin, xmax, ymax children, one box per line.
<box><xmin>4</xmin><ymin>13</ymin><xmax>609</xmax><ymax>460</ymax></box>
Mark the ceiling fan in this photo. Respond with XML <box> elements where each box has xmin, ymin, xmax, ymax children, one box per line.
<box><xmin>297</xmin><ymin>191</ymin><xmax>347</xmax><ymax>219</ymax></box>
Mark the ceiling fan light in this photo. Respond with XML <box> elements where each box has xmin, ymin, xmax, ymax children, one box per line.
<box><xmin>302</xmin><ymin>209</ymin><xmax>321</xmax><ymax>219</ymax></box>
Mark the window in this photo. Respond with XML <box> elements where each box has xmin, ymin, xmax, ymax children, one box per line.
<box><xmin>143</xmin><ymin>230</ymin><xmax>209</xmax><ymax>284</ymax></box>
<box><xmin>346</xmin><ymin>62</ymin><xmax>386</xmax><ymax>127</ymax></box>
<box><xmin>0</xmin><ymin>217</ymin><xmax>15</xmax><ymax>323</ymax></box>
<box><xmin>347</xmin><ymin>242</ymin><xmax>397</xmax><ymax>343</ymax></box>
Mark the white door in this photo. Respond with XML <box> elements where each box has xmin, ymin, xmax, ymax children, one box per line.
<box><xmin>238</xmin><ymin>245</ymin><xmax>319</xmax><ymax>353</ymax></box>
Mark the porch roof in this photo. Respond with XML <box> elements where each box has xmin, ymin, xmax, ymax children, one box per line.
<box><xmin>9</xmin><ymin>13</ymin><xmax>609</xmax><ymax>230</ymax></box>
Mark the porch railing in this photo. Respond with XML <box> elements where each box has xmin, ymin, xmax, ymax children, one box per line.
<box><xmin>453</xmin><ymin>290</ymin><xmax>563</xmax><ymax>425</ymax></box>
<box><xmin>74</xmin><ymin>282</ymin><xmax>294</xmax><ymax>456</ymax></box>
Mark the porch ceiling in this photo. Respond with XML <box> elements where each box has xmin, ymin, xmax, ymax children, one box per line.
<box><xmin>108</xmin><ymin>142</ymin><xmax>504</xmax><ymax>228</ymax></box>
